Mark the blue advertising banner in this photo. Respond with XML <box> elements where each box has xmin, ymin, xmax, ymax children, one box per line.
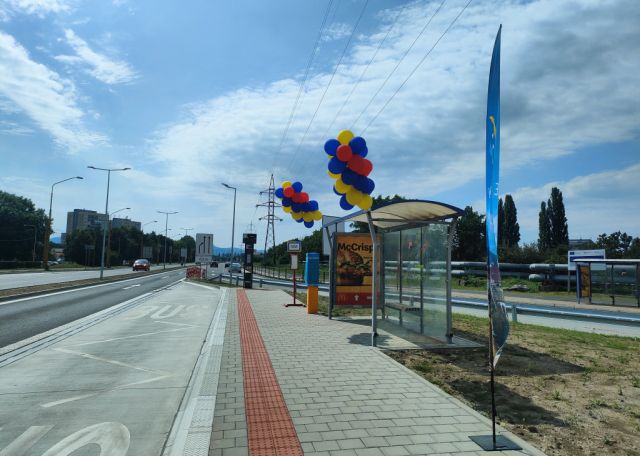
<box><xmin>486</xmin><ymin>25</ymin><xmax>509</xmax><ymax>368</ymax></box>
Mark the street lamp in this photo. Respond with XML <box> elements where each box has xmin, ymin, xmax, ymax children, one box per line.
<box><xmin>140</xmin><ymin>220</ymin><xmax>157</xmax><ymax>258</ymax></box>
<box><xmin>43</xmin><ymin>176</ymin><xmax>83</xmax><ymax>270</ymax></box>
<box><xmin>24</xmin><ymin>224</ymin><xmax>36</xmax><ymax>262</ymax></box>
<box><xmin>157</xmin><ymin>210</ymin><xmax>178</xmax><ymax>270</ymax></box>
<box><xmin>88</xmin><ymin>166</ymin><xmax>131</xmax><ymax>279</ymax></box>
<box><xmin>180</xmin><ymin>227</ymin><xmax>193</xmax><ymax>263</ymax></box>
<box><xmin>221</xmin><ymin>183</ymin><xmax>237</xmax><ymax>261</ymax></box>
<box><xmin>107</xmin><ymin>207</ymin><xmax>130</xmax><ymax>268</ymax></box>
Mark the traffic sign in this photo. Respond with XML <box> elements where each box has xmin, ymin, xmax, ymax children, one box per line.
<box><xmin>195</xmin><ymin>233</ymin><xmax>214</xmax><ymax>263</ymax></box>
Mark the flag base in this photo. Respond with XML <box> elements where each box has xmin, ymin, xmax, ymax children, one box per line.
<box><xmin>470</xmin><ymin>435</ymin><xmax>521</xmax><ymax>451</ymax></box>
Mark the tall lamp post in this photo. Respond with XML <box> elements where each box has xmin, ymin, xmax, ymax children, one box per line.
<box><xmin>88</xmin><ymin>166</ymin><xmax>131</xmax><ymax>279</ymax></box>
<box><xmin>157</xmin><ymin>210</ymin><xmax>178</xmax><ymax>269</ymax></box>
<box><xmin>107</xmin><ymin>207</ymin><xmax>130</xmax><ymax>268</ymax></box>
<box><xmin>24</xmin><ymin>224</ymin><xmax>36</xmax><ymax>262</ymax></box>
<box><xmin>140</xmin><ymin>220</ymin><xmax>157</xmax><ymax>258</ymax></box>
<box><xmin>180</xmin><ymin>227</ymin><xmax>193</xmax><ymax>262</ymax></box>
<box><xmin>221</xmin><ymin>183</ymin><xmax>237</xmax><ymax>261</ymax></box>
<box><xmin>43</xmin><ymin>176</ymin><xmax>83</xmax><ymax>270</ymax></box>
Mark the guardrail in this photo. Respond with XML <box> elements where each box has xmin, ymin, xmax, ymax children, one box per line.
<box><xmin>251</xmin><ymin>276</ymin><xmax>640</xmax><ymax>326</ymax></box>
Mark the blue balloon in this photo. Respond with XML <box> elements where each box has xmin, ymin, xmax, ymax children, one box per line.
<box><xmin>308</xmin><ymin>200</ymin><xmax>319</xmax><ymax>211</ymax></box>
<box><xmin>296</xmin><ymin>217</ymin><xmax>304</xmax><ymax>223</ymax></box>
<box><xmin>333</xmin><ymin>186</ymin><xmax>342</xmax><ymax>196</ymax></box>
<box><xmin>328</xmin><ymin>157</ymin><xmax>346</xmax><ymax>174</ymax></box>
<box><xmin>341</xmin><ymin>168</ymin><xmax>358</xmax><ymax>185</ymax></box>
<box><xmin>304</xmin><ymin>220</ymin><xmax>314</xmax><ymax>228</ymax></box>
<box><xmin>340</xmin><ymin>194</ymin><xmax>354</xmax><ymax>211</ymax></box>
<box><xmin>354</xmin><ymin>175</ymin><xmax>368</xmax><ymax>193</ymax></box>
<box><xmin>359</xmin><ymin>146</ymin><xmax>368</xmax><ymax>157</ymax></box>
<box><xmin>365</xmin><ymin>178</ymin><xmax>375</xmax><ymax>195</ymax></box>
<box><xmin>281</xmin><ymin>197</ymin><xmax>292</xmax><ymax>207</ymax></box>
<box><xmin>274</xmin><ymin>187</ymin><xmax>284</xmax><ymax>198</ymax></box>
<box><xmin>292</xmin><ymin>203</ymin><xmax>303</xmax><ymax>213</ymax></box>
<box><xmin>324</xmin><ymin>139</ymin><xmax>340</xmax><ymax>156</ymax></box>
<box><xmin>349</xmin><ymin>137</ymin><xmax>367</xmax><ymax>155</ymax></box>
<box><xmin>292</xmin><ymin>181</ymin><xmax>303</xmax><ymax>193</ymax></box>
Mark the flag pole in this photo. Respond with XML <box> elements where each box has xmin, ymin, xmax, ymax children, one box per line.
<box><xmin>488</xmin><ymin>285</ymin><xmax>497</xmax><ymax>449</ymax></box>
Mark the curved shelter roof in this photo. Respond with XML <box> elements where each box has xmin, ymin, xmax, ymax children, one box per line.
<box><xmin>322</xmin><ymin>199</ymin><xmax>464</xmax><ymax>231</ymax></box>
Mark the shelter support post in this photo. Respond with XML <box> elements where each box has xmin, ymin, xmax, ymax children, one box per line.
<box><xmin>366</xmin><ymin>211</ymin><xmax>378</xmax><ymax>347</ymax></box>
<box><xmin>324</xmin><ymin>226</ymin><xmax>334</xmax><ymax>319</ymax></box>
<box><xmin>446</xmin><ymin>219</ymin><xmax>457</xmax><ymax>343</ymax></box>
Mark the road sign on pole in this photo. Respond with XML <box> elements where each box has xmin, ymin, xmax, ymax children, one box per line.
<box><xmin>195</xmin><ymin>233</ymin><xmax>214</xmax><ymax>264</ymax></box>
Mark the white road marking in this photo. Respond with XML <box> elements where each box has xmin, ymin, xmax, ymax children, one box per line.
<box><xmin>151</xmin><ymin>305</ymin><xmax>185</xmax><ymax>319</ymax></box>
<box><xmin>53</xmin><ymin>348</ymin><xmax>168</xmax><ymax>375</ymax></box>
<box><xmin>0</xmin><ymin>425</ymin><xmax>53</xmax><ymax>455</ymax></box>
<box><xmin>66</xmin><ymin>327</ymin><xmax>193</xmax><ymax>347</ymax></box>
<box><xmin>183</xmin><ymin>281</ymin><xmax>217</xmax><ymax>291</ymax></box>
<box><xmin>122</xmin><ymin>284</ymin><xmax>141</xmax><ymax>290</ymax></box>
<box><xmin>41</xmin><ymin>422</ymin><xmax>129</xmax><ymax>456</ymax></box>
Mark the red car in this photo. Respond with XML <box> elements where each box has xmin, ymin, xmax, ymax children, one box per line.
<box><xmin>132</xmin><ymin>259</ymin><xmax>150</xmax><ymax>271</ymax></box>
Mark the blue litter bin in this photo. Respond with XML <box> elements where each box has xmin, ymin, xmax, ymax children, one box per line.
<box><xmin>304</xmin><ymin>252</ymin><xmax>320</xmax><ymax>286</ymax></box>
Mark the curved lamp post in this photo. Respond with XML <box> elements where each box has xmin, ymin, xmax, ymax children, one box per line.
<box><xmin>88</xmin><ymin>166</ymin><xmax>130</xmax><ymax>279</ymax></box>
<box><xmin>106</xmin><ymin>207</ymin><xmax>130</xmax><ymax>268</ymax></box>
<box><xmin>43</xmin><ymin>176</ymin><xmax>83</xmax><ymax>270</ymax></box>
<box><xmin>140</xmin><ymin>220</ymin><xmax>157</xmax><ymax>258</ymax></box>
<box><xmin>157</xmin><ymin>210</ymin><xmax>178</xmax><ymax>269</ymax></box>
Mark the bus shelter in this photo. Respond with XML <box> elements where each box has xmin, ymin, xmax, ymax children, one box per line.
<box><xmin>322</xmin><ymin>200</ymin><xmax>463</xmax><ymax>347</ymax></box>
<box><xmin>575</xmin><ymin>259</ymin><xmax>640</xmax><ymax>307</ymax></box>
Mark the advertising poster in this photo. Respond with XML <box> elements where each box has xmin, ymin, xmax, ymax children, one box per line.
<box><xmin>333</xmin><ymin>233</ymin><xmax>373</xmax><ymax>307</ymax></box>
<box><xmin>578</xmin><ymin>264</ymin><xmax>591</xmax><ymax>299</ymax></box>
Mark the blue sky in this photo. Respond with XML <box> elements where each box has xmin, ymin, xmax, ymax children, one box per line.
<box><xmin>1</xmin><ymin>0</ymin><xmax>638</xmax><ymax>250</ymax></box>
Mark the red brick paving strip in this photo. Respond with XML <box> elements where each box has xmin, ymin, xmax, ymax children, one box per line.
<box><xmin>236</xmin><ymin>289</ymin><xmax>303</xmax><ymax>456</ymax></box>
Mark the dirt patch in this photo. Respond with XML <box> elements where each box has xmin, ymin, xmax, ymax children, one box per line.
<box><xmin>387</xmin><ymin>314</ymin><xmax>640</xmax><ymax>456</ymax></box>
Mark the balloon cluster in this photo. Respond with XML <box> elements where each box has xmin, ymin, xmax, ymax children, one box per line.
<box><xmin>325</xmin><ymin>130</ymin><xmax>375</xmax><ymax>211</ymax></box>
<box><xmin>275</xmin><ymin>181</ymin><xmax>322</xmax><ymax>228</ymax></box>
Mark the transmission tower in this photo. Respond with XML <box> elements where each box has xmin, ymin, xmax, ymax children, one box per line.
<box><xmin>257</xmin><ymin>174</ymin><xmax>282</xmax><ymax>260</ymax></box>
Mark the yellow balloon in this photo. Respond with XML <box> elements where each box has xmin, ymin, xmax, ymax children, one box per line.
<box><xmin>291</xmin><ymin>211</ymin><xmax>302</xmax><ymax>221</ymax></box>
<box><xmin>314</xmin><ymin>211</ymin><xmax>323</xmax><ymax>221</ymax></box>
<box><xmin>282</xmin><ymin>181</ymin><xmax>292</xmax><ymax>188</ymax></box>
<box><xmin>346</xmin><ymin>188</ymin><xmax>363</xmax><ymax>206</ymax></box>
<box><xmin>337</xmin><ymin>129</ymin><xmax>354</xmax><ymax>145</ymax></box>
<box><xmin>303</xmin><ymin>212</ymin><xmax>313</xmax><ymax>222</ymax></box>
<box><xmin>327</xmin><ymin>171</ymin><xmax>340</xmax><ymax>179</ymax></box>
<box><xmin>282</xmin><ymin>206</ymin><xmax>292</xmax><ymax>213</ymax></box>
<box><xmin>335</xmin><ymin>177</ymin><xmax>351</xmax><ymax>194</ymax></box>
<box><xmin>359</xmin><ymin>194</ymin><xmax>373</xmax><ymax>211</ymax></box>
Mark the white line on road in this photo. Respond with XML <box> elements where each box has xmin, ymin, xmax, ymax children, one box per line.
<box><xmin>122</xmin><ymin>284</ymin><xmax>141</xmax><ymax>290</ymax></box>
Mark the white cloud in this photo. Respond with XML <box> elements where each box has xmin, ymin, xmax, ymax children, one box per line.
<box><xmin>144</xmin><ymin>0</ymin><xmax>639</xmax><ymax>245</ymax></box>
<box><xmin>0</xmin><ymin>31</ymin><xmax>104</xmax><ymax>151</ymax></box>
<box><xmin>510</xmin><ymin>163</ymin><xmax>640</xmax><ymax>241</ymax></box>
<box><xmin>56</xmin><ymin>29</ymin><xmax>136</xmax><ymax>85</ymax></box>
<box><xmin>321</xmin><ymin>22</ymin><xmax>353</xmax><ymax>43</ymax></box>
<box><xmin>1</xmin><ymin>0</ymin><xmax>71</xmax><ymax>19</ymax></box>
<box><xmin>0</xmin><ymin>120</ymin><xmax>34</xmax><ymax>135</ymax></box>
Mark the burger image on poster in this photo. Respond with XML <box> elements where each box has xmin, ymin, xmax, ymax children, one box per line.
<box><xmin>336</xmin><ymin>248</ymin><xmax>372</xmax><ymax>286</ymax></box>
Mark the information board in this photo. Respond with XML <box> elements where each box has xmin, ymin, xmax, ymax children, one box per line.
<box><xmin>332</xmin><ymin>232</ymin><xmax>373</xmax><ymax>307</ymax></box>
<box><xmin>195</xmin><ymin>233</ymin><xmax>214</xmax><ymax>263</ymax></box>
<box><xmin>568</xmin><ymin>249</ymin><xmax>605</xmax><ymax>271</ymax></box>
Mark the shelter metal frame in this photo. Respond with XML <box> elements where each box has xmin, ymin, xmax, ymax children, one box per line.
<box><xmin>322</xmin><ymin>200</ymin><xmax>463</xmax><ymax>347</ymax></box>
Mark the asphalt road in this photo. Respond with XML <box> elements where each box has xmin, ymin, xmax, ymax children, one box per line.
<box><xmin>0</xmin><ymin>264</ymin><xmax>184</xmax><ymax>290</ymax></box>
<box><xmin>0</xmin><ymin>268</ymin><xmax>185</xmax><ymax>348</ymax></box>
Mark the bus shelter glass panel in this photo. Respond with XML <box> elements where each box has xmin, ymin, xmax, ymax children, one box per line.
<box><xmin>421</xmin><ymin>224</ymin><xmax>448</xmax><ymax>339</ymax></box>
<box><xmin>383</xmin><ymin>231</ymin><xmax>401</xmax><ymax>309</ymax></box>
<box><xmin>589</xmin><ymin>263</ymin><xmax>608</xmax><ymax>304</ymax></box>
<box><xmin>401</xmin><ymin>228</ymin><xmax>422</xmax><ymax>307</ymax></box>
<box><xmin>612</xmin><ymin>264</ymin><xmax>639</xmax><ymax>306</ymax></box>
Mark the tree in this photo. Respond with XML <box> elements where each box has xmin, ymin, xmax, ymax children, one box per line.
<box><xmin>0</xmin><ymin>190</ymin><xmax>46</xmax><ymax>262</ymax></box>
<box><xmin>350</xmin><ymin>194</ymin><xmax>407</xmax><ymax>233</ymax></box>
<box><xmin>547</xmin><ymin>187</ymin><xmax>568</xmax><ymax>247</ymax></box>
<box><xmin>596</xmin><ymin>231</ymin><xmax>635</xmax><ymax>259</ymax></box>
<box><xmin>452</xmin><ymin>206</ymin><xmax>485</xmax><ymax>261</ymax></box>
<box><xmin>498</xmin><ymin>198</ymin><xmax>505</xmax><ymax>248</ymax></box>
<box><xmin>538</xmin><ymin>202</ymin><xmax>551</xmax><ymax>251</ymax></box>
<box><xmin>503</xmin><ymin>194</ymin><xmax>520</xmax><ymax>248</ymax></box>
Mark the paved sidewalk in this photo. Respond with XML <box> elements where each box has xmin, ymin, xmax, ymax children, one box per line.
<box><xmin>209</xmin><ymin>288</ymin><xmax>544</xmax><ymax>456</ymax></box>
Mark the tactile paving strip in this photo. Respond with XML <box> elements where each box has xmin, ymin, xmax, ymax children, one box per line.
<box><xmin>237</xmin><ymin>289</ymin><xmax>303</xmax><ymax>456</ymax></box>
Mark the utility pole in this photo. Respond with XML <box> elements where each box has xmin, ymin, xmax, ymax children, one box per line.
<box><xmin>257</xmin><ymin>174</ymin><xmax>282</xmax><ymax>264</ymax></box>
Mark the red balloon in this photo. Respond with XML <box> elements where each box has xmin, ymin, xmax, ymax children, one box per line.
<box><xmin>300</xmin><ymin>192</ymin><xmax>309</xmax><ymax>203</ymax></box>
<box><xmin>336</xmin><ymin>144</ymin><xmax>353</xmax><ymax>162</ymax></box>
<box><xmin>292</xmin><ymin>192</ymin><xmax>303</xmax><ymax>203</ymax></box>
<box><xmin>283</xmin><ymin>186</ymin><xmax>294</xmax><ymax>198</ymax></box>
<box><xmin>361</xmin><ymin>159</ymin><xmax>373</xmax><ymax>176</ymax></box>
<box><xmin>348</xmin><ymin>155</ymin><xmax>365</xmax><ymax>175</ymax></box>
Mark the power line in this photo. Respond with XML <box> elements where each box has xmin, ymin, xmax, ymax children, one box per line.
<box><xmin>270</xmin><ymin>0</ymin><xmax>335</xmax><ymax>176</ymax></box>
<box><xmin>322</xmin><ymin>1</ymin><xmax>409</xmax><ymax>139</ymax></box>
<box><xmin>287</xmin><ymin>0</ymin><xmax>371</xmax><ymax>173</ymax></box>
<box><xmin>350</xmin><ymin>0</ymin><xmax>448</xmax><ymax>131</ymax></box>
<box><xmin>362</xmin><ymin>0</ymin><xmax>474</xmax><ymax>134</ymax></box>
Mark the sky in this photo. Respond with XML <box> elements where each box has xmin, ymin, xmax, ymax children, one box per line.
<box><xmin>0</xmin><ymin>0</ymin><xmax>638</xmax><ymax>251</ymax></box>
